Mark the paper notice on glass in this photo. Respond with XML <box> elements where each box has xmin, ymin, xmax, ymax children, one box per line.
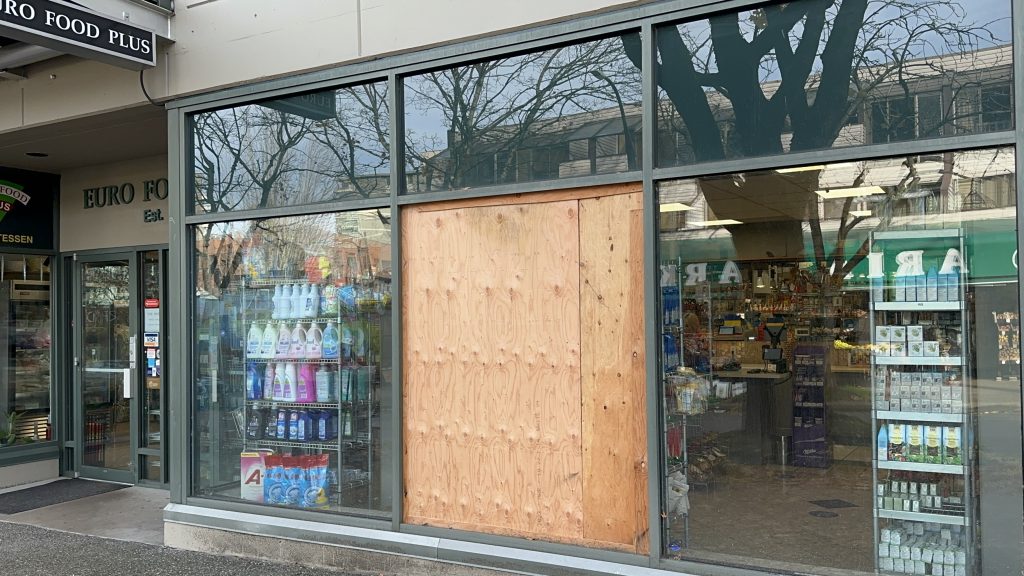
<box><xmin>144</xmin><ymin>308</ymin><xmax>160</xmax><ymax>332</ymax></box>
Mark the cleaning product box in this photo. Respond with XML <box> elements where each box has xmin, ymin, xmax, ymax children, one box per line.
<box><xmin>906</xmin><ymin>424</ymin><xmax>924</xmax><ymax>462</ymax></box>
<box><xmin>942</xmin><ymin>427</ymin><xmax>962</xmax><ymax>465</ymax></box>
<box><xmin>240</xmin><ymin>450</ymin><xmax>273</xmax><ymax>502</ymax></box>
<box><xmin>894</xmin><ymin>277</ymin><xmax>906</xmax><ymax>301</ymax></box>
<box><xmin>888</xmin><ymin>423</ymin><xmax>907</xmax><ymax>461</ymax></box>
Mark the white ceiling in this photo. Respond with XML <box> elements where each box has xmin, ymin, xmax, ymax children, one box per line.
<box><xmin>0</xmin><ymin>105</ymin><xmax>166</xmax><ymax>173</ymax></box>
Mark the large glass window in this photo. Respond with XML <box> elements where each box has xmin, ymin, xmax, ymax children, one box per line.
<box><xmin>658</xmin><ymin>148</ymin><xmax>1022</xmax><ymax>574</ymax></box>
<box><xmin>404</xmin><ymin>33</ymin><xmax>642</xmax><ymax>192</ymax></box>
<box><xmin>191</xmin><ymin>81</ymin><xmax>390</xmax><ymax>214</ymax></box>
<box><xmin>192</xmin><ymin>210</ymin><xmax>392</xmax><ymax>517</ymax></box>
<box><xmin>655</xmin><ymin>0</ymin><xmax>1013</xmax><ymax>166</ymax></box>
<box><xmin>0</xmin><ymin>254</ymin><xmax>51</xmax><ymax>449</ymax></box>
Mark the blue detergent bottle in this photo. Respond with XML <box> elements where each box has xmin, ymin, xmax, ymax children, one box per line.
<box><xmin>246</xmin><ymin>362</ymin><xmax>261</xmax><ymax>400</ymax></box>
<box><xmin>323</xmin><ymin>322</ymin><xmax>340</xmax><ymax>359</ymax></box>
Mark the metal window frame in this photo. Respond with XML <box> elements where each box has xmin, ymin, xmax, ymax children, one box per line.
<box><xmin>164</xmin><ymin>0</ymin><xmax>1024</xmax><ymax>573</ymax></box>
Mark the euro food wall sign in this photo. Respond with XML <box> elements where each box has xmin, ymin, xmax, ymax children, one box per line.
<box><xmin>0</xmin><ymin>0</ymin><xmax>156</xmax><ymax>70</ymax></box>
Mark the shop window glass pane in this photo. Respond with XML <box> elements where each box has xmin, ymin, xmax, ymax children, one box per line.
<box><xmin>657</xmin><ymin>147</ymin><xmax>1022</xmax><ymax>574</ymax></box>
<box><xmin>0</xmin><ymin>255</ymin><xmax>52</xmax><ymax>449</ymax></box>
<box><xmin>655</xmin><ymin>0</ymin><xmax>1013</xmax><ymax>167</ymax></box>
<box><xmin>191</xmin><ymin>81</ymin><xmax>390</xmax><ymax>214</ymax></box>
<box><xmin>191</xmin><ymin>209</ymin><xmax>392</xmax><ymax>517</ymax></box>
<box><xmin>403</xmin><ymin>33</ymin><xmax>642</xmax><ymax>193</ymax></box>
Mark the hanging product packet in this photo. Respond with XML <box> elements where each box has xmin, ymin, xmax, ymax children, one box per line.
<box><xmin>302</xmin><ymin>454</ymin><xmax>331</xmax><ymax>509</ymax></box>
<box><xmin>283</xmin><ymin>456</ymin><xmax>304</xmax><ymax>506</ymax></box>
<box><xmin>263</xmin><ymin>455</ymin><xmax>286</xmax><ymax>505</ymax></box>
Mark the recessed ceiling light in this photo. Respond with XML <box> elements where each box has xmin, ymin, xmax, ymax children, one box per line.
<box><xmin>659</xmin><ymin>202</ymin><xmax>694</xmax><ymax>213</ymax></box>
<box><xmin>24</xmin><ymin>152</ymin><xmax>48</xmax><ymax>158</ymax></box>
<box><xmin>815</xmin><ymin>186</ymin><xmax>886</xmax><ymax>199</ymax></box>
<box><xmin>692</xmin><ymin>219</ymin><xmax>743</xmax><ymax>226</ymax></box>
<box><xmin>776</xmin><ymin>165</ymin><xmax>826</xmax><ymax>174</ymax></box>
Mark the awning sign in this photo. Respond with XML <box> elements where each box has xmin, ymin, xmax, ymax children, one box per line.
<box><xmin>0</xmin><ymin>0</ymin><xmax>156</xmax><ymax>70</ymax></box>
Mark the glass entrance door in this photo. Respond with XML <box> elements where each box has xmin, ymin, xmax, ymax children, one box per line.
<box><xmin>77</xmin><ymin>254</ymin><xmax>136</xmax><ymax>483</ymax></box>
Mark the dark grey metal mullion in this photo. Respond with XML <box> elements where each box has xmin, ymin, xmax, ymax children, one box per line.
<box><xmin>388</xmin><ymin>71</ymin><xmax>404</xmax><ymax>531</ymax></box>
<box><xmin>161</xmin><ymin>248</ymin><xmax>169</xmax><ymax>485</ymax></box>
<box><xmin>168</xmin><ymin>107</ymin><xmax>189</xmax><ymax>504</ymax></box>
<box><xmin>1014</xmin><ymin>0</ymin><xmax>1024</xmax><ymax>471</ymax></box>
<box><xmin>52</xmin><ymin>254</ymin><xmax>65</xmax><ymax>473</ymax></box>
<box><xmin>651</xmin><ymin>131</ymin><xmax>1018</xmax><ymax>182</ymax></box>
<box><xmin>639</xmin><ymin>18</ymin><xmax>664</xmax><ymax>566</ymax></box>
<box><xmin>71</xmin><ymin>255</ymin><xmax>83</xmax><ymax>477</ymax></box>
<box><xmin>128</xmin><ymin>251</ymin><xmax>141</xmax><ymax>483</ymax></box>
<box><xmin>394</xmin><ymin>171</ymin><xmax>642</xmax><ymax>206</ymax></box>
<box><xmin>183</xmin><ymin>195</ymin><xmax>390</xmax><ymax>226</ymax></box>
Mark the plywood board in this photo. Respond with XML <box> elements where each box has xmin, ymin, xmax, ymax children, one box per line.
<box><xmin>579</xmin><ymin>191</ymin><xmax>649</xmax><ymax>553</ymax></box>
<box><xmin>403</xmin><ymin>200</ymin><xmax>584</xmax><ymax>541</ymax></box>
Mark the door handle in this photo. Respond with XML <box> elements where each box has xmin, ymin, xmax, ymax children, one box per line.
<box><xmin>83</xmin><ymin>367</ymin><xmax>132</xmax><ymax>399</ymax></box>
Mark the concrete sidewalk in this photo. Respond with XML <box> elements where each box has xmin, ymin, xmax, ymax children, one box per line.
<box><xmin>0</xmin><ymin>480</ymin><xmax>167</xmax><ymax>544</ymax></box>
<box><xmin>0</xmin><ymin>521</ymin><xmax>356</xmax><ymax>576</ymax></box>
<box><xmin>0</xmin><ymin>479</ymin><xmax>360</xmax><ymax>575</ymax></box>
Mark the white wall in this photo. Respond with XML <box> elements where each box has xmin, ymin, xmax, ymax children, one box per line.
<box><xmin>0</xmin><ymin>0</ymin><xmax>636</xmax><ymax>133</ymax></box>
<box><xmin>60</xmin><ymin>155</ymin><xmax>168</xmax><ymax>252</ymax></box>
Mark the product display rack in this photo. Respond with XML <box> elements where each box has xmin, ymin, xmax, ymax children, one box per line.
<box><xmin>240</xmin><ymin>276</ymin><xmax>380</xmax><ymax>508</ymax></box>
<box><xmin>791</xmin><ymin>344</ymin><xmax>830</xmax><ymax>468</ymax></box>
<box><xmin>869</xmin><ymin>229</ymin><xmax>976</xmax><ymax>576</ymax></box>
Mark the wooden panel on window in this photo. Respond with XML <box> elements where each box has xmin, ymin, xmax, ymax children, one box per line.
<box><xmin>402</xmin><ymin>183</ymin><xmax>647</xmax><ymax>552</ymax></box>
<box><xmin>579</xmin><ymin>191</ymin><xmax>648</xmax><ymax>553</ymax></box>
<box><xmin>402</xmin><ymin>200</ymin><xmax>584</xmax><ymax>541</ymax></box>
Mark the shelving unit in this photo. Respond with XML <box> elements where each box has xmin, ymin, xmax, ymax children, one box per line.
<box><xmin>792</xmin><ymin>344</ymin><xmax>830</xmax><ymax>468</ymax></box>
<box><xmin>240</xmin><ymin>277</ymin><xmax>381</xmax><ymax>509</ymax></box>
<box><xmin>869</xmin><ymin>229</ymin><xmax>976</xmax><ymax>576</ymax></box>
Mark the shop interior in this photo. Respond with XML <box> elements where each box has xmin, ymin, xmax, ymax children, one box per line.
<box><xmin>657</xmin><ymin>155</ymin><xmax>1019</xmax><ymax>575</ymax></box>
<box><xmin>662</xmin><ymin>256</ymin><xmax>879</xmax><ymax>573</ymax></box>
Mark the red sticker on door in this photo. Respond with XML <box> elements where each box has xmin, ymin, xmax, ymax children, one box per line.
<box><xmin>144</xmin><ymin>298</ymin><xmax>160</xmax><ymax>308</ymax></box>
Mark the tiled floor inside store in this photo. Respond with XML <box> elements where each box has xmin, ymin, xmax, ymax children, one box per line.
<box><xmin>666</xmin><ymin>443</ymin><xmax>877</xmax><ymax>576</ymax></box>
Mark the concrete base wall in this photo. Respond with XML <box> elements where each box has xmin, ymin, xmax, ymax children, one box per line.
<box><xmin>165</xmin><ymin>523</ymin><xmax>517</xmax><ymax>576</ymax></box>
<box><xmin>0</xmin><ymin>459</ymin><xmax>59</xmax><ymax>490</ymax></box>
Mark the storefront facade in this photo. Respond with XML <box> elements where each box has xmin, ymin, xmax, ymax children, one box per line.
<box><xmin>1</xmin><ymin>0</ymin><xmax>1023</xmax><ymax>574</ymax></box>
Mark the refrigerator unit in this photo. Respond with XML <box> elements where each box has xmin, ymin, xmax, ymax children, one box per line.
<box><xmin>0</xmin><ymin>279</ymin><xmax>52</xmax><ymax>442</ymax></box>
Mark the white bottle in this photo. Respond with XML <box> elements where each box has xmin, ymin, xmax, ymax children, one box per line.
<box><xmin>279</xmin><ymin>284</ymin><xmax>292</xmax><ymax>320</ymax></box>
<box><xmin>305</xmin><ymin>283</ymin><xmax>320</xmax><ymax>318</ymax></box>
<box><xmin>276</xmin><ymin>322</ymin><xmax>291</xmax><ymax>359</ymax></box>
<box><xmin>315</xmin><ymin>365</ymin><xmax>332</xmax><ymax>402</ymax></box>
<box><xmin>291</xmin><ymin>284</ymin><xmax>304</xmax><ymax>319</ymax></box>
<box><xmin>260</xmin><ymin>322</ymin><xmax>277</xmax><ymax>359</ymax></box>
<box><xmin>246</xmin><ymin>322</ymin><xmax>263</xmax><ymax>358</ymax></box>
<box><xmin>273</xmin><ymin>364</ymin><xmax>287</xmax><ymax>401</ymax></box>
<box><xmin>271</xmin><ymin>285</ymin><xmax>282</xmax><ymax>320</ymax></box>
<box><xmin>305</xmin><ymin>323</ymin><xmax>323</xmax><ymax>359</ymax></box>
<box><xmin>289</xmin><ymin>322</ymin><xmax>307</xmax><ymax>359</ymax></box>
<box><xmin>283</xmin><ymin>363</ymin><xmax>298</xmax><ymax>402</ymax></box>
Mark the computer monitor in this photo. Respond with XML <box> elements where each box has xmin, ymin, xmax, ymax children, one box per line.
<box><xmin>762</xmin><ymin>347</ymin><xmax>783</xmax><ymax>362</ymax></box>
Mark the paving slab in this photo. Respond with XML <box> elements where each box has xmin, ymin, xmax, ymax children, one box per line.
<box><xmin>0</xmin><ymin>521</ymin><xmax>353</xmax><ymax>576</ymax></box>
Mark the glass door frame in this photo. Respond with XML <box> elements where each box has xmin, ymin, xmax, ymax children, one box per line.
<box><xmin>69</xmin><ymin>247</ymin><xmax>169</xmax><ymax>487</ymax></box>
<box><xmin>73</xmin><ymin>251</ymin><xmax>138</xmax><ymax>484</ymax></box>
